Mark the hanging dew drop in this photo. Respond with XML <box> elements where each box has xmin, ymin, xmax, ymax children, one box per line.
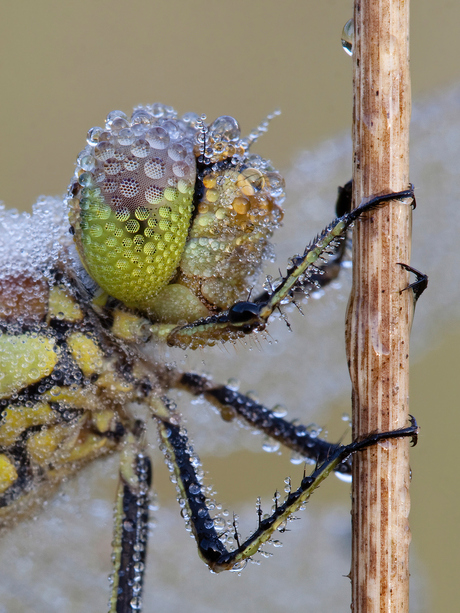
<box><xmin>229</xmin><ymin>560</ymin><xmax>248</xmax><ymax>572</ymax></box>
<box><xmin>341</xmin><ymin>18</ymin><xmax>354</xmax><ymax>56</ymax></box>
<box><xmin>262</xmin><ymin>437</ymin><xmax>280</xmax><ymax>453</ymax></box>
<box><xmin>290</xmin><ymin>452</ymin><xmax>304</xmax><ymax>465</ymax></box>
<box><xmin>213</xmin><ymin>517</ymin><xmax>226</xmax><ymax>530</ymax></box>
<box><xmin>335</xmin><ymin>471</ymin><xmax>352</xmax><ymax>484</ymax></box>
<box><xmin>129</xmin><ymin>596</ymin><xmax>142</xmax><ymax>610</ymax></box>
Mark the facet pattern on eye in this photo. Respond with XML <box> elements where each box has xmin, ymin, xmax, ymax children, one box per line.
<box><xmin>67</xmin><ymin>105</ymin><xmax>285</xmax><ymax>321</ymax></box>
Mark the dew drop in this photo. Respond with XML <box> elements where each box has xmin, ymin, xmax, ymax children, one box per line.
<box><xmin>272</xmin><ymin>404</ymin><xmax>287</xmax><ymax>418</ymax></box>
<box><xmin>262</xmin><ymin>437</ymin><xmax>280</xmax><ymax>453</ymax></box>
<box><xmin>230</xmin><ymin>560</ymin><xmax>248</xmax><ymax>572</ymax></box>
<box><xmin>213</xmin><ymin>517</ymin><xmax>226</xmax><ymax>530</ymax></box>
<box><xmin>341</xmin><ymin>18</ymin><xmax>354</xmax><ymax>56</ymax></box>
<box><xmin>87</xmin><ymin>126</ymin><xmax>103</xmax><ymax>145</ymax></box>
<box><xmin>189</xmin><ymin>483</ymin><xmax>201</xmax><ymax>495</ymax></box>
<box><xmin>209</xmin><ymin>115</ymin><xmax>241</xmax><ymax>143</ymax></box>
<box><xmin>335</xmin><ymin>471</ymin><xmax>352</xmax><ymax>484</ymax></box>
<box><xmin>130</xmin><ymin>596</ymin><xmax>142</xmax><ymax>610</ymax></box>
<box><xmin>290</xmin><ymin>452</ymin><xmax>304</xmax><ymax>465</ymax></box>
<box><xmin>226</xmin><ymin>378</ymin><xmax>240</xmax><ymax>391</ymax></box>
<box><xmin>295</xmin><ymin>424</ymin><xmax>307</xmax><ymax>437</ymax></box>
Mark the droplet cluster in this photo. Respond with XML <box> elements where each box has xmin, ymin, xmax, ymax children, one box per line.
<box><xmin>67</xmin><ymin>106</ymin><xmax>198</xmax><ymax>312</ymax></box>
<box><xmin>179</xmin><ymin>155</ymin><xmax>285</xmax><ymax>310</ymax></box>
<box><xmin>66</xmin><ymin>105</ymin><xmax>286</xmax><ymax>318</ymax></box>
<box><xmin>0</xmin><ymin>197</ymin><xmax>71</xmax><ymax>330</ymax></box>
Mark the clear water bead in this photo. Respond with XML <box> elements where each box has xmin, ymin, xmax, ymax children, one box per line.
<box><xmin>86</xmin><ymin>126</ymin><xmax>103</xmax><ymax>146</ymax></box>
<box><xmin>335</xmin><ymin>471</ymin><xmax>352</xmax><ymax>484</ymax></box>
<box><xmin>262</xmin><ymin>438</ymin><xmax>280</xmax><ymax>453</ymax></box>
<box><xmin>209</xmin><ymin>115</ymin><xmax>241</xmax><ymax>143</ymax></box>
<box><xmin>341</xmin><ymin>18</ymin><xmax>354</xmax><ymax>56</ymax></box>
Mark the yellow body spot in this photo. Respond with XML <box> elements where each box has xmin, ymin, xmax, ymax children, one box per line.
<box><xmin>92</xmin><ymin>410</ymin><xmax>117</xmax><ymax>434</ymax></box>
<box><xmin>112</xmin><ymin>309</ymin><xmax>151</xmax><ymax>343</ymax></box>
<box><xmin>41</xmin><ymin>385</ymin><xmax>99</xmax><ymax>411</ymax></box>
<box><xmin>149</xmin><ymin>284</ymin><xmax>210</xmax><ymax>323</ymax></box>
<box><xmin>0</xmin><ymin>454</ymin><xmax>18</xmax><ymax>495</ymax></box>
<box><xmin>0</xmin><ymin>334</ymin><xmax>58</xmax><ymax>400</ymax></box>
<box><xmin>26</xmin><ymin>424</ymin><xmax>69</xmax><ymax>465</ymax></box>
<box><xmin>90</xmin><ymin>289</ymin><xmax>110</xmax><ymax>309</ymax></box>
<box><xmin>63</xmin><ymin>432</ymin><xmax>110</xmax><ymax>463</ymax></box>
<box><xmin>96</xmin><ymin>371</ymin><xmax>134</xmax><ymax>394</ymax></box>
<box><xmin>67</xmin><ymin>332</ymin><xmax>105</xmax><ymax>377</ymax></box>
<box><xmin>0</xmin><ymin>403</ymin><xmax>56</xmax><ymax>447</ymax></box>
<box><xmin>48</xmin><ymin>285</ymin><xmax>83</xmax><ymax>322</ymax></box>
<box><xmin>118</xmin><ymin>432</ymin><xmax>143</xmax><ymax>489</ymax></box>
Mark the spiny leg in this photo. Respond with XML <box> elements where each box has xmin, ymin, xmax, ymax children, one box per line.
<box><xmin>173</xmin><ymin>267</ymin><xmax>427</xmax><ymax>477</ymax></box>
<box><xmin>151</xmin><ymin>395</ymin><xmax>418</xmax><ymax>573</ymax></box>
<box><xmin>153</xmin><ymin>187</ymin><xmax>415</xmax><ymax>348</ymax></box>
<box><xmin>247</xmin><ymin>187</ymin><xmax>416</xmax><ymax>322</ymax></box>
<box><xmin>260</xmin><ymin>179</ymin><xmax>353</xmax><ymax>303</ymax></box>
<box><xmin>110</xmin><ymin>422</ymin><xmax>152</xmax><ymax>613</ymax></box>
<box><xmin>176</xmin><ymin>372</ymin><xmax>352</xmax><ymax>477</ymax></box>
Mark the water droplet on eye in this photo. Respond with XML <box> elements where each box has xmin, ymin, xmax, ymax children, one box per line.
<box><xmin>105</xmin><ymin>109</ymin><xmax>127</xmax><ymax>126</ymax></box>
<box><xmin>341</xmin><ymin>18</ymin><xmax>354</xmax><ymax>56</ymax></box>
<box><xmin>131</xmin><ymin>109</ymin><xmax>153</xmax><ymax>125</ymax></box>
<box><xmin>77</xmin><ymin>154</ymin><xmax>96</xmax><ymax>172</ymax></box>
<box><xmin>209</xmin><ymin>115</ymin><xmax>241</xmax><ymax>142</ymax></box>
<box><xmin>145</xmin><ymin>126</ymin><xmax>170</xmax><ymax>150</ymax></box>
<box><xmin>118</xmin><ymin>128</ymin><xmax>135</xmax><ymax>146</ymax></box>
<box><xmin>93</xmin><ymin>141</ymin><xmax>115</xmax><ymax>162</ymax></box>
<box><xmin>87</xmin><ymin>126</ymin><xmax>103</xmax><ymax>145</ymax></box>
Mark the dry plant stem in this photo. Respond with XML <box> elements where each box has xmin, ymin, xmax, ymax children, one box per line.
<box><xmin>346</xmin><ymin>1</ymin><xmax>412</xmax><ymax>612</ymax></box>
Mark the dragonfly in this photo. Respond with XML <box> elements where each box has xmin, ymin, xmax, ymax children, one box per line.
<box><xmin>0</xmin><ymin>103</ymin><xmax>421</xmax><ymax>612</ymax></box>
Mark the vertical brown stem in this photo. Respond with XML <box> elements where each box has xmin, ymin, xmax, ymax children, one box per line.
<box><xmin>346</xmin><ymin>1</ymin><xmax>412</xmax><ymax>612</ymax></box>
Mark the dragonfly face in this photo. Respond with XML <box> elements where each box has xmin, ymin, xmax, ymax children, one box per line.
<box><xmin>67</xmin><ymin>105</ymin><xmax>284</xmax><ymax>325</ymax></box>
<box><xmin>0</xmin><ymin>104</ymin><xmax>418</xmax><ymax>612</ymax></box>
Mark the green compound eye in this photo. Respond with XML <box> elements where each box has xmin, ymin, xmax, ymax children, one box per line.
<box><xmin>67</xmin><ymin>107</ymin><xmax>197</xmax><ymax>312</ymax></box>
<box><xmin>68</xmin><ymin>106</ymin><xmax>286</xmax><ymax>324</ymax></box>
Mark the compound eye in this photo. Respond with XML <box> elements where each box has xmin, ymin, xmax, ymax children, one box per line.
<box><xmin>227</xmin><ymin>301</ymin><xmax>261</xmax><ymax>324</ymax></box>
<box><xmin>67</xmin><ymin>106</ymin><xmax>197</xmax><ymax>313</ymax></box>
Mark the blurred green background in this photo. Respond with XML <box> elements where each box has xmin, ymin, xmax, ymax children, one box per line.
<box><xmin>0</xmin><ymin>1</ymin><xmax>459</xmax><ymax>612</ymax></box>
